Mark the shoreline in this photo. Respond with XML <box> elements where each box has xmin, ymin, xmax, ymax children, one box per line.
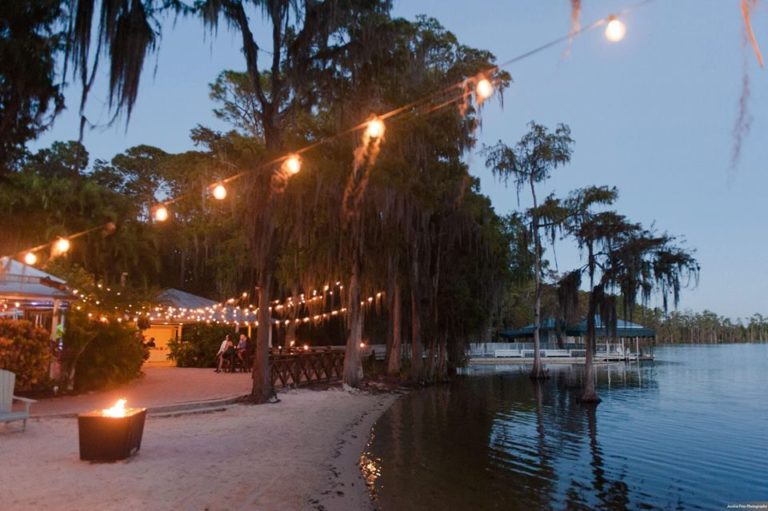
<box><xmin>1</xmin><ymin>387</ymin><xmax>403</xmax><ymax>511</ymax></box>
<box><xmin>308</xmin><ymin>389</ymin><xmax>402</xmax><ymax>510</ymax></box>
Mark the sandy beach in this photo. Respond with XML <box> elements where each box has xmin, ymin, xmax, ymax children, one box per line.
<box><xmin>1</xmin><ymin>388</ymin><xmax>399</xmax><ymax>510</ymax></box>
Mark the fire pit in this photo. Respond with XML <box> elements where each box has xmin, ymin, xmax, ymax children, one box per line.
<box><xmin>78</xmin><ymin>399</ymin><xmax>147</xmax><ymax>462</ymax></box>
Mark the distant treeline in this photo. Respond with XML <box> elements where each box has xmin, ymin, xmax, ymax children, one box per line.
<box><xmin>502</xmin><ymin>286</ymin><xmax>767</xmax><ymax>345</ymax></box>
<box><xmin>630</xmin><ymin>308</ymin><xmax>768</xmax><ymax>344</ymax></box>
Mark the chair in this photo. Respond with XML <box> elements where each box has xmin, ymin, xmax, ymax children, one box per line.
<box><xmin>0</xmin><ymin>369</ymin><xmax>37</xmax><ymax>431</ymax></box>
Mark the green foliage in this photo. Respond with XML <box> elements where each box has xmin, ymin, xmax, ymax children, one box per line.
<box><xmin>25</xmin><ymin>141</ymin><xmax>89</xmax><ymax>178</ymax></box>
<box><xmin>64</xmin><ymin>309</ymin><xmax>145</xmax><ymax>391</ymax></box>
<box><xmin>167</xmin><ymin>323</ymin><xmax>233</xmax><ymax>368</ymax></box>
<box><xmin>0</xmin><ymin>319</ymin><xmax>52</xmax><ymax>390</ymax></box>
<box><xmin>0</xmin><ymin>0</ymin><xmax>64</xmax><ymax>171</ymax></box>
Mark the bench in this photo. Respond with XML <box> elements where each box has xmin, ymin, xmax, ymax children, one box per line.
<box><xmin>1</xmin><ymin>369</ymin><xmax>37</xmax><ymax>431</ymax></box>
<box><xmin>494</xmin><ymin>349</ymin><xmax>522</xmax><ymax>358</ymax></box>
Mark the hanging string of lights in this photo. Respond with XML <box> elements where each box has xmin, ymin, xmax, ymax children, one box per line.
<box><xmin>5</xmin><ymin>4</ymin><xmax>648</xmax><ymax>265</ymax></box>
<box><xmin>68</xmin><ymin>278</ymin><xmax>384</xmax><ymax>327</ymax></box>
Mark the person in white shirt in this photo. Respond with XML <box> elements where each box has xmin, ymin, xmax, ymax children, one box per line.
<box><xmin>215</xmin><ymin>334</ymin><xmax>235</xmax><ymax>373</ymax></box>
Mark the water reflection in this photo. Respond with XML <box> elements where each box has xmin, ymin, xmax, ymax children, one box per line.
<box><xmin>368</xmin><ymin>346</ymin><xmax>768</xmax><ymax>511</ymax></box>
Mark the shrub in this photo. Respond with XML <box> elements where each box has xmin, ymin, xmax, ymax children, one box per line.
<box><xmin>168</xmin><ymin>323</ymin><xmax>233</xmax><ymax>368</ymax></box>
<box><xmin>63</xmin><ymin>310</ymin><xmax>146</xmax><ymax>391</ymax></box>
<box><xmin>0</xmin><ymin>319</ymin><xmax>52</xmax><ymax>391</ymax></box>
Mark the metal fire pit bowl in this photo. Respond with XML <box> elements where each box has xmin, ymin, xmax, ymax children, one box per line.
<box><xmin>77</xmin><ymin>408</ymin><xmax>147</xmax><ymax>462</ymax></box>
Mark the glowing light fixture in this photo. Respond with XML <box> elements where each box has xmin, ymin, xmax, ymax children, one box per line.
<box><xmin>24</xmin><ymin>252</ymin><xmax>37</xmax><ymax>265</ymax></box>
<box><xmin>284</xmin><ymin>154</ymin><xmax>302</xmax><ymax>175</ymax></box>
<box><xmin>54</xmin><ymin>238</ymin><xmax>71</xmax><ymax>255</ymax></box>
<box><xmin>366</xmin><ymin>118</ymin><xmax>385</xmax><ymax>139</ymax></box>
<box><xmin>212</xmin><ymin>183</ymin><xmax>227</xmax><ymax>200</ymax></box>
<box><xmin>476</xmin><ymin>78</ymin><xmax>494</xmax><ymax>100</ymax></box>
<box><xmin>153</xmin><ymin>205</ymin><xmax>169</xmax><ymax>222</ymax></box>
<box><xmin>605</xmin><ymin>16</ymin><xmax>626</xmax><ymax>42</ymax></box>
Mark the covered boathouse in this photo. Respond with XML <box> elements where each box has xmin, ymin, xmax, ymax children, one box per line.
<box><xmin>467</xmin><ymin>316</ymin><xmax>657</xmax><ymax>360</ymax></box>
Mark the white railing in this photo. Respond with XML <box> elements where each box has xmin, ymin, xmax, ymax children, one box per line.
<box><xmin>468</xmin><ymin>342</ymin><xmax>640</xmax><ymax>359</ymax></box>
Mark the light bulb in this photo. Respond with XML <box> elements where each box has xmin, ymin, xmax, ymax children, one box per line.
<box><xmin>476</xmin><ymin>78</ymin><xmax>494</xmax><ymax>100</ymax></box>
<box><xmin>605</xmin><ymin>17</ymin><xmax>626</xmax><ymax>42</ymax></box>
<box><xmin>212</xmin><ymin>183</ymin><xmax>227</xmax><ymax>200</ymax></box>
<box><xmin>54</xmin><ymin>238</ymin><xmax>70</xmax><ymax>254</ymax></box>
<box><xmin>154</xmin><ymin>205</ymin><xmax>169</xmax><ymax>222</ymax></box>
<box><xmin>284</xmin><ymin>154</ymin><xmax>302</xmax><ymax>175</ymax></box>
<box><xmin>24</xmin><ymin>252</ymin><xmax>37</xmax><ymax>265</ymax></box>
<box><xmin>366</xmin><ymin>118</ymin><xmax>385</xmax><ymax>139</ymax></box>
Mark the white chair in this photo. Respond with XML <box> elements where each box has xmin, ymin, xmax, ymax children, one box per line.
<box><xmin>0</xmin><ymin>369</ymin><xmax>37</xmax><ymax>431</ymax></box>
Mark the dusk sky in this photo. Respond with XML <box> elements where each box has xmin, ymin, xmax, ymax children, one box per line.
<box><xmin>33</xmin><ymin>0</ymin><xmax>767</xmax><ymax>320</ymax></box>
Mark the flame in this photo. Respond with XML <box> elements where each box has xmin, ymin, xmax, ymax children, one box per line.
<box><xmin>102</xmin><ymin>399</ymin><xmax>127</xmax><ymax>417</ymax></box>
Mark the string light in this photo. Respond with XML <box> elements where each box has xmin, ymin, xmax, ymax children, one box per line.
<box><xmin>366</xmin><ymin>118</ymin><xmax>385</xmax><ymax>139</ymax></box>
<box><xmin>283</xmin><ymin>154</ymin><xmax>302</xmax><ymax>175</ymax></box>
<box><xmin>476</xmin><ymin>78</ymin><xmax>494</xmax><ymax>100</ymax></box>
<box><xmin>212</xmin><ymin>183</ymin><xmax>227</xmax><ymax>200</ymax></box>
<box><xmin>605</xmin><ymin>16</ymin><xmax>626</xmax><ymax>42</ymax></box>
<box><xmin>153</xmin><ymin>205</ymin><xmax>169</xmax><ymax>222</ymax></box>
<box><xmin>23</xmin><ymin>252</ymin><xmax>37</xmax><ymax>265</ymax></box>
<box><xmin>53</xmin><ymin>238</ymin><xmax>71</xmax><ymax>255</ymax></box>
<box><xmin>3</xmin><ymin>3</ymin><xmax>648</xmax><ymax>261</ymax></box>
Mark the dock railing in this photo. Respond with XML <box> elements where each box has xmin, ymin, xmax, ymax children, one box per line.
<box><xmin>467</xmin><ymin>342</ymin><xmax>644</xmax><ymax>360</ymax></box>
<box><xmin>269</xmin><ymin>348</ymin><xmax>345</xmax><ymax>387</ymax></box>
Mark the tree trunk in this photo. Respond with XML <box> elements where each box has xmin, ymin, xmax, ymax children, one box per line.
<box><xmin>409</xmin><ymin>259</ymin><xmax>423</xmax><ymax>383</ymax></box>
<box><xmin>436</xmin><ymin>334</ymin><xmax>448</xmax><ymax>381</ymax></box>
<box><xmin>284</xmin><ymin>284</ymin><xmax>299</xmax><ymax>347</ymax></box>
<box><xmin>530</xmin><ymin>177</ymin><xmax>546</xmax><ymax>379</ymax></box>
<box><xmin>343</xmin><ymin>263</ymin><xmax>363</xmax><ymax>386</ymax></box>
<box><xmin>386</xmin><ymin>278</ymin><xmax>402</xmax><ymax>377</ymax></box>
<box><xmin>581</xmin><ymin>292</ymin><xmax>601</xmax><ymax>403</ymax></box>
<box><xmin>425</xmin><ymin>337</ymin><xmax>436</xmax><ymax>383</ymax></box>
<box><xmin>250</xmin><ymin>274</ymin><xmax>272</xmax><ymax>403</ymax></box>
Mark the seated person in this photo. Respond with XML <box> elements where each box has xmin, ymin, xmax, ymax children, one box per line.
<box><xmin>216</xmin><ymin>335</ymin><xmax>235</xmax><ymax>372</ymax></box>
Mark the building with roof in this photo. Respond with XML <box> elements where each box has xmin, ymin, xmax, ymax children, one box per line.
<box><xmin>500</xmin><ymin>316</ymin><xmax>656</xmax><ymax>346</ymax></box>
<box><xmin>0</xmin><ymin>257</ymin><xmax>72</xmax><ymax>336</ymax></box>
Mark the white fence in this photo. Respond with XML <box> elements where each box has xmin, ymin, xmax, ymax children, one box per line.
<box><xmin>467</xmin><ymin>342</ymin><xmax>636</xmax><ymax>359</ymax></box>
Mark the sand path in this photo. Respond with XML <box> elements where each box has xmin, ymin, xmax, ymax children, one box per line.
<box><xmin>2</xmin><ymin>381</ymin><xmax>398</xmax><ymax>510</ymax></box>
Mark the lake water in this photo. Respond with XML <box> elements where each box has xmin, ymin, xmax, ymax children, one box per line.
<box><xmin>364</xmin><ymin>344</ymin><xmax>768</xmax><ymax>510</ymax></box>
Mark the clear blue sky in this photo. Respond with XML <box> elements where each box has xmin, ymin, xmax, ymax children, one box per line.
<box><xmin>33</xmin><ymin>0</ymin><xmax>767</xmax><ymax>320</ymax></box>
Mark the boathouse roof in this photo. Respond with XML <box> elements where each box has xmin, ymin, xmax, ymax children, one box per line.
<box><xmin>500</xmin><ymin>316</ymin><xmax>655</xmax><ymax>339</ymax></box>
